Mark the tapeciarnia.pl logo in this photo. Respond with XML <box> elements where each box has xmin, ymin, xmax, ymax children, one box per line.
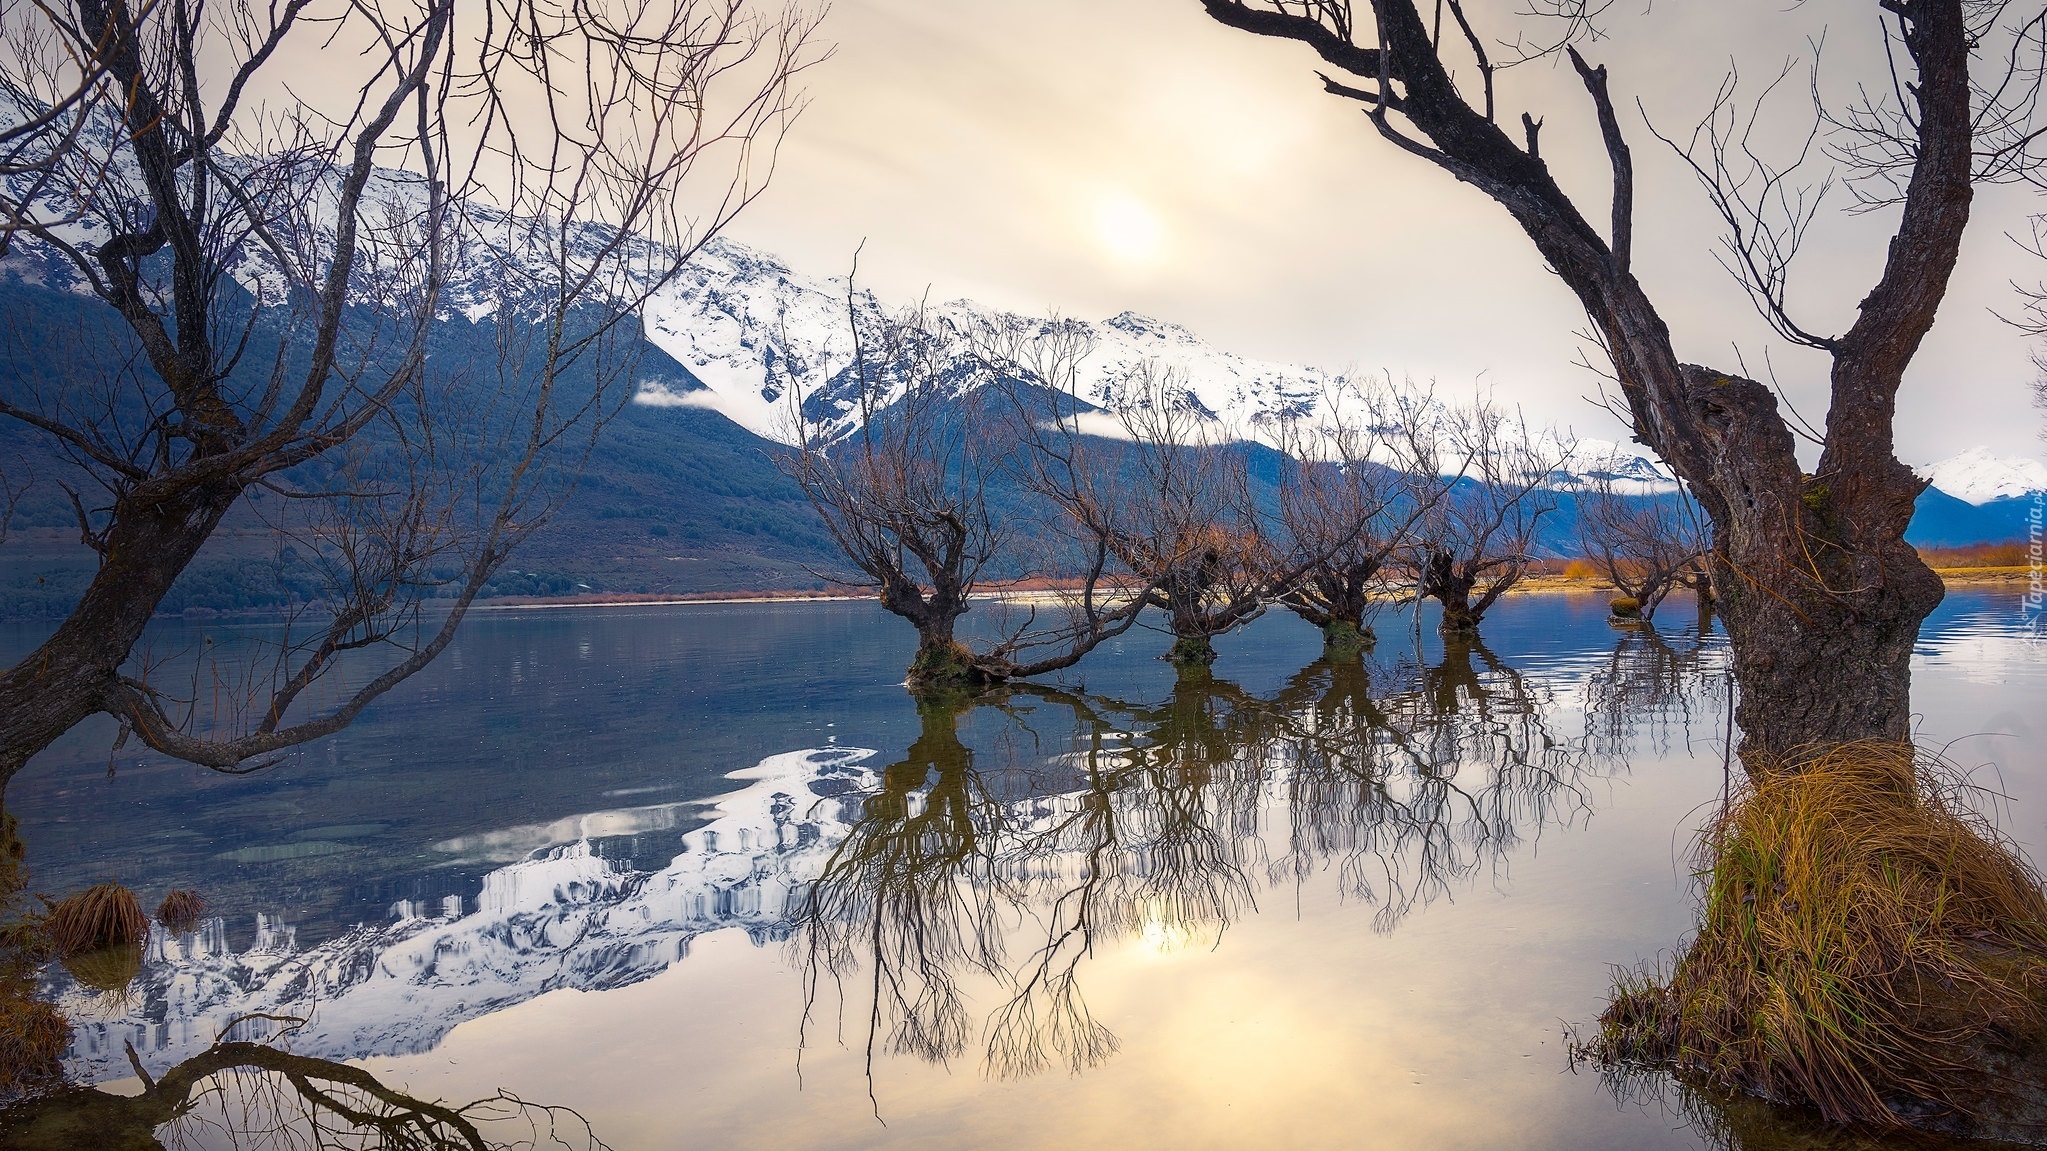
<box><xmin>2024</xmin><ymin>491</ymin><xmax>2044</xmax><ymax>647</ymax></box>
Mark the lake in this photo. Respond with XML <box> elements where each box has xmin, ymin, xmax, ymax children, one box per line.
<box><xmin>5</xmin><ymin>587</ymin><xmax>2044</xmax><ymax>1149</ymax></box>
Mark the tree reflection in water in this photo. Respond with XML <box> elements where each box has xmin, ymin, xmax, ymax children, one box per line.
<box><xmin>797</xmin><ymin>698</ymin><xmax>1011</xmax><ymax>1077</ymax></box>
<box><xmin>1581</xmin><ymin>617</ymin><xmax>1728</xmax><ymax>766</ymax></box>
<box><xmin>0</xmin><ymin>1035</ymin><xmax>606</xmax><ymax>1151</ymax></box>
<box><xmin>1270</xmin><ymin>638</ymin><xmax>1592</xmax><ymax>933</ymax></box>
<box><xmin>796</xmin><ymin>629</ymin><xmax>1727</xmax><ymax>1089</ymax></box>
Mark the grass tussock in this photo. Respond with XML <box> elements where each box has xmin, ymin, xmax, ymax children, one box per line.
<box><xmin>43</xmin><ymin>883</ymin><xmax>146</xmax><ymax>959</ymax></box>
<box><xmin>155</xmin><ymin>889</ymin><xmax>206</xmax><ymax>935</ymax></box>
<box><xmin>1595</xmin><ymin>740</ymin><xmax>2047</xmax><ymax>1130</ymax></box>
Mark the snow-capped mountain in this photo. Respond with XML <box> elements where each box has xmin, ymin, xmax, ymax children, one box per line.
<box><xmin>627</xmin><ymin>236</ymin><xmax>1701</xmax><ymax>495</ymax></box>
<box><xmin>630</xmin><ymin>238</ymin><xmax>1345</xmax><ymax>445</ymax></box>
<box><xmin>1919</xmin><ymin>446</ymin><xmax>2047</xmax><ymax>505</ymax></box>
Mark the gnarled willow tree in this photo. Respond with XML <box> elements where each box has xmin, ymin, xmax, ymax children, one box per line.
<box><xmin>1195</xmin><ymin>0</ymin><xmax>2042</xmax><ymax>767</ymax></box>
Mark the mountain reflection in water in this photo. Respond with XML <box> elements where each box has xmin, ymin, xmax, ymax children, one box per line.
<box><xmin>54</xmin><ymin>626</ymin><xmax>1724</xmax><ymax>1093</ymax></box>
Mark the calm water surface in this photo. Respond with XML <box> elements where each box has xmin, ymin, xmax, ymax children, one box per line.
<box><xmin>5</xmin><ymin>588</ymin><xmax>2044</xmax><ymax>1150</ymax></box>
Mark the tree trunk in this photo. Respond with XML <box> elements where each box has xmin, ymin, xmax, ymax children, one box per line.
<box><xmin>905</xmin><ymin>608</ymin><xmax>993</xmax><ymax>696</ymax></box>
<box><xmin>0</xmin><ymin>478</ymin><xmax>244</xmax><ymax>798</ymax></box>
<box><xmin>1428</xmin><ymin>565</ymin><xmax>1482</xmax><ymax>635</ymax></box>
<box><xmin>1419</xmin><ymin>550</ymin><xmax>1486</xmax><ymax>636</ymax></box>
<box><xmin>1436</xmin><ymin>591</ymin><xmax>1480</xmax><ymax>636</ymax></box>
<box><xmin>1663</xmin><ymin>365</ymin><xmax>1945</xmax><ymax>768</ymax></box>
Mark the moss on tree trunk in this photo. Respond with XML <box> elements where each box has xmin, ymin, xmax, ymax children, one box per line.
<box><xmin>1321</xmin><ymin>620</ymin><xmax>1375</xmax><ymax>659</ymax></box>
<box><xmin>905</xmin><ymin>641</ymin><xmax>997</xmax><ymax>698</ymax></box>
<box><xmin>1167</xmin><ymin>635</ymin><xmax>1218</xmax><ymax>667</ymax></box>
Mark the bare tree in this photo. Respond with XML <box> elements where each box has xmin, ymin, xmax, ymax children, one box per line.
<box><xmin>1193</xmin><ymin>0</ymin><xmax>2039</xmax><ymax>768</ymax></box>
<box><xmin>1021</xmin><ymin>359</ymin><xmax>1380</xmax><ymax>668</ymax></box>
<box><xmin>1109</xmin><ymin>371</ymin><xmax>1274</xmax><ymax>666</ymax></box>
<box><xmin>0</xmin><ymin>0</ymin><xmax>822</xmax><ymax>795</ymax></box>
<box><xmin>778</xmin><ymin>294</ymin><xmax>1011</xmax><ymax>691</ymax></box>
<box><xmin>1273</xmin><ymin>379</ymin><xmax>1438</xmax><ymax>655</ymax></box>
<box><xmin>1001</xmin><ymin>356</ymin><xmax>1245</xmax><ymax>668</ymax></box>
<box><xmin>1406</xmin><ymin>400</ymin><xmax>1566</xmax><ymax>635</ymax></box>
<box><xmin>782</xmin><ymin>304</ymin><xmax>1164</xmax><ymax>692</ymax></box>
<box><xmin>1574</xmin><ymin>464</ymin><xmax>1710</xmax><ymax>622</ymax></box>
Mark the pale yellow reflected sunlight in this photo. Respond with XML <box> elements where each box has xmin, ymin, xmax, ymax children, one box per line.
<box><xmin>1136</xmin><ymin>903</ymin><xmax>1200</xmax><ymax>957</ymax></box>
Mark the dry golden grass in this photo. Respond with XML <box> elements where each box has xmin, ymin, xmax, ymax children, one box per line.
<box><xmin>1918</xmin><ymin>542</ymin><xmax>2032</xmax><ymax>569</ymax></box>
<box><xmin>155</xmin><ymin>889</ymin><xmax>206</xmax><ymax>935</ymax></box>
<box><xmin>43</xmin><ymin>883</ymin><xmax>147</xmax><ymax>958</ymax></box>
<box><xmin>0</xmin><ymin>988</ymin><xmax>67</xmax><ymax>1099</ymax></box>
<box><xmin>1596</xmin><ymin>741</ymin><xmax>2047</xmax><ymax>1128</ymax></box>
<box><xmin>0</xmin><ymin>815</ymin><xmax>68</xmax><ymax>1098</ymax></box>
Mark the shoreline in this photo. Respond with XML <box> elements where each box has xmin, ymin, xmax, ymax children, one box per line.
<box><xmin>469</xmin><ymin>592</ymin><xmax>879</xmax><ymax>611</ymax></box>
<box><xmin>2</xmin><ymin>569</ymin><xmax>2021</xmax><ymax>626</ymax></box>
<box><xmin>468</xmin><ymin>567</ymin><xmax>2037</xmax><ymax>613</ymax></box>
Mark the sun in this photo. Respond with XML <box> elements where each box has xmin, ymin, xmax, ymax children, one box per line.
<box><xmin>1094</xmin><ymin>191</ymin><xmax>1166</xmax><ymax>266</ymax></box>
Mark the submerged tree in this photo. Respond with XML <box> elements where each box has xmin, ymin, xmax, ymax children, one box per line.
<box><xmin>1274</xmin><ymin>381</ymin><xmax>1437</xmax><ymax>656</ymax></box>
<box><xmin>1406</xmin><ymin>400</ymin><xmax>1565</xmax><ymax>635</ymax></box>
<box><xmin>1007</xmin><ymin>359</ymin><xmax>1267</xmax><ymax>668</ymax></box>
<box><xmin>779</xmin><ymin>298</ymin><xmax>1008</xmax><ymax>691</ymax></box>
<box><xmin>0</xmin><ymin>0</ymin><xmax>822</xmax><ymax>795</ymax></box>
<box><xmin>1112</xmin><ymin>369</ymin><xmax>1275</xmax><ymax>666</ymax></box>
<box><xmin>1574</xmin><ymin>465</ymin><xmax>1710</xmax><ymax>623</ymax></box>
<box><xmin>782</xmin><ymin>306</ymin><xmax>1161</xmax><ymax>693</ymax></box>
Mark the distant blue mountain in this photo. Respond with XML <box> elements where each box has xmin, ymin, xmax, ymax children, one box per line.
<box><xmin>1</xmin><ymin>272</ymin><xmax>2039</xmax><ymax>621</ymax></box>
<box><xmin>1906</xmin><ymin>487</ymin><xmax>2042</xmax><ymax>549</ymax></box>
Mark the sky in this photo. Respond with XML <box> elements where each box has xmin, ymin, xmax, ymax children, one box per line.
<box><xmin>715</xmin><ymin>0</ymin><xmax>2047</xmax><ymax>465</ymax></box>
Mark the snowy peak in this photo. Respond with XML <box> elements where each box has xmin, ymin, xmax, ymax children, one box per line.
<box><xmin>1553</xmin><ymin>439</ymin><xmax>1678</xmax><ymax>493</ymax></box>
<box><xmin>630</xmin><ymin>243</ymin><xmax>1348</xmax><ymax>445</ymax></box>
<box><xmin>1102</xmin><ymin>311</ymin><xmax>1203</xmax><ymax>345</ymax></box>
<box><xmin>1919</xmin><ymin>447</ymin><xmax>2047</xmax><ymax>505</ymax></box>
